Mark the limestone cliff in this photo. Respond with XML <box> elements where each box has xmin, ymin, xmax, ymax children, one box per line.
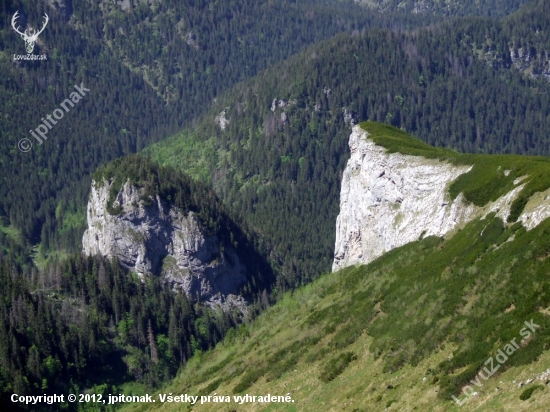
<box><xmin>332</xmin><ymin>125</ymin><xmax>550</xmax><ymax>272</ymax></box>
<box><xmin>82</xmin><ymin>178</ymin><xmax>248</xmax><ymax>310</ymax></box>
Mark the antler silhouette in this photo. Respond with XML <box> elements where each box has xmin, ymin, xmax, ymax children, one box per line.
<box><xmin>31</xmin><ymin>13</ymin><xmax>49</xmax><ymax>40</ymax></box>
<box><xmin>11</xmin><ymin>11</ymin><xmax>26</xmax><ymax>37</ymax></box>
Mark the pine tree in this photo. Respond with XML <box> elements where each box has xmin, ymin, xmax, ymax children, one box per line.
<box><xmin>148</xmin><ymin>320</ymin><xmax>158</xmax><ymax>364</ymax></box>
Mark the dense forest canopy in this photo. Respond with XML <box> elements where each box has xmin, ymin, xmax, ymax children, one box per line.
<box><xmin>0</xmin><ymin>253</ymin><xmax>240</xmax><ymax>410</ymax></box>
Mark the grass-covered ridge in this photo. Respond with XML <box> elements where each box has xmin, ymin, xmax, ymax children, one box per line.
<box><xmin>360</xmin><ymin>121</ymin><xmax>550</xmax><ymax>221</ymax></box>
<box><xmin>122</xmin><ymin>213</ymin><xmax>550</xmax><ymax>412</ymax></box>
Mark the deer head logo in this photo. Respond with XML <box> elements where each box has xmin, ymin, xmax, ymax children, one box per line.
<box><xmin>11</xmin><ymin>11</ymin><xmax>49</xmax><ymax>54</ymax></box>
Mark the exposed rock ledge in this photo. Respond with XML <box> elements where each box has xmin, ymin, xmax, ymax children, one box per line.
<box><xmin>332</xmin><ymin>126</ymin><xmax>550</xmax><ymax>272</ymax></box>
<box><xmin>82</xmin><ymin>179</ymin><xmax>247</xmax><ymax>311</ymax></box>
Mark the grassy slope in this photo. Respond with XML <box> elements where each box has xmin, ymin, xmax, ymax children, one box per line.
<box><xmin>121</xmin><ymin>214</ymin><xmax>550</xmax><ymax>412</ymax></box>
<box><xmin>122</xmin><ymin>126</ymin><xmax>550</xmax><ymax>412</ymax></box>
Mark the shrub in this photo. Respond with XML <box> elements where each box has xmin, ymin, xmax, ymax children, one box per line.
<box><xmin>519</xmin><ymin>384</ymin><xmax>543</xmax><ymax>401</ymax></box>
<box><xmin>319</xmin><ymin>352</ymin><xmax>357</xmax><ymax>382</ymax></box>
<box><xmin>203</xmin><ymin>378</ymin><xmax>222</xmax><ymax>393</ymax></box>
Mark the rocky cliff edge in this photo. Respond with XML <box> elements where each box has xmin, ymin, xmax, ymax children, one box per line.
<box><xmin>333</xmin><ymin>124</ymin><xmax>550</xmax><ymax>272</ymax></box>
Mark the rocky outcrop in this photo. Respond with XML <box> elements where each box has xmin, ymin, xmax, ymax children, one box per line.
<box><xmin>82</xmin><ymin>179</ymin><xmax>247</xmax><ymax>310</ymax></box>
<box><xmin>116</xmin><ymin>0</ymin><xmax>131</xmax><ymax>12</ymax></box>
<box><xmin>332</xmin><ymin>126</ymin><xmax>550</xmax><ymax>272</ymax></box>
<box><xmin>332</xmin><ymin>126</ymin><xmax>477</xmax><ymax>271</ymax></box>
<box><xmin>270</xmin><ymin>98</ymin><xmax>296</xmax><ymax>112</ymax></box>
<box><xmin>215</xmin><ymin>108</ymin><xmax>230</xmax><ymax>130</ymax></box>
<box><xmin>186</xmin><ymin>31</ymin><xmax>199</xmax><ymax>50</ymax></box>
<box><xmin>271</xmin><ymin>99</ymin><xmax>288</xmax><ymax>112</ymax></box>
<box><xmin>510</xmin><ymin>48</ymin><xmax>550</xmax><ymax>81</ymax></box>
<box><xmin>47</xmin><ymin>0</ymin><xmax>73</xmax><ymax>21</ymax></box>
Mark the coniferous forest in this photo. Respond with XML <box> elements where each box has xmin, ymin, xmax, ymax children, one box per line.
<box><xmin>0</xmin><ymin>254</ymin><xmax>240</xmax><ymax>409</ymax></box>
<box><xmin>1</xmin><ymin>0</ymin><xmax>425</xmax><ymax>267</ymax></box>
<box><xmin>1</xmin><ymin>0</ymin><xmax>550</xmax><ymax>410</ymax></box>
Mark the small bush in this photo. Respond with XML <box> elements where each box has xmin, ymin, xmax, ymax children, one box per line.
<box><xmin>265</xmin><ymin>353</ymin><xmax>301</xmax><ymax>382</ymax></box>
<box><xmin>232</xmin><ymin>368</ymin><xmax>265</xmax><ymax>394</ymax></box>
<box><xmin>203</xmin><ymin>377</ymin><xmax>222</xmax><ymax>393</ymax></box>
<box><xmin>305</xmin><ymin>347</ymin><xmax>329</xmax><ymax>363</ymax></box>
<box><xmin>519</xmin><ymin>384</ymin><xmax>543</xmax><ymax>401</ymax></box>
<box><xmin>319</xmin><ymin>352</ymin><xmax>357</xmax><ymax>382</ymax></box>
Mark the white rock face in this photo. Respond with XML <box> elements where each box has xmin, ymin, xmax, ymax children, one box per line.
<box><xmin>215</xmin><ymin>108</ymin><xmax>230</xmax><ymax>130</ymax></box>
<box><xmin>519</xmin><ymin>188</ymin><xmax>550</xmax><ymax>230</ymax></box>
<box><xmin>82</xmin><ymin>179</ymin><xmax>247</xmax><ymax>310</ymax></box>
<box><xmin>333</xmin><ymin>126</ymin><xmax>550</xmax><ymax>272</ymax></box>
<box><xmin>333</xmin><ymin>127</ymin><xmax>478</xmax><ymax>272</ymax></box>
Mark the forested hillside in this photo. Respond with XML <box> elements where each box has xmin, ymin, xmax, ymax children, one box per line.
<box><xmin>0</xmin><ymin>0</ymin><xmax>179</xmax><ymax>270</ymax></box>
<box><xmin>1</xmin><ymin>0</ymin><xmax>546</xmax><ymax>271</ymax></box>
<box><xmin>0</xmin><ymin>0</ymin><xmax>426</xmax><ymax>268</ymax></box>
<box><xmin>146</xmin><ymin>0</ymin><xmax>550</xmax><ymax>287</ymax></box>
<box><xmin>73</xmin><ymin>0</ymin><xmax>429</xmax><ymax>110</ymax></box>
<box><xmin>0</xmin><ymin>157</ymin><xmax>272</xmax><ymax>411</ymax></box>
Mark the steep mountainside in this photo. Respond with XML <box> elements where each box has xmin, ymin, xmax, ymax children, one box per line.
<box><xmin>123</xmin><ymin>123</ymin><xmax>550</xmax><ymax>412</ymax></box>
<box><xmin>145</xmin><ymin>0</ymin><xmax>550</xmax><ymax>287</ymax></box>
<box><xmin>334</xmin><ymin>122</ymin><xmax>550</xmax><ymax>271</ymax></box>
<box><xmin>85</xmin><ymin>155</ymin><xmax>274</xmax><ymax>308</ymax></box>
